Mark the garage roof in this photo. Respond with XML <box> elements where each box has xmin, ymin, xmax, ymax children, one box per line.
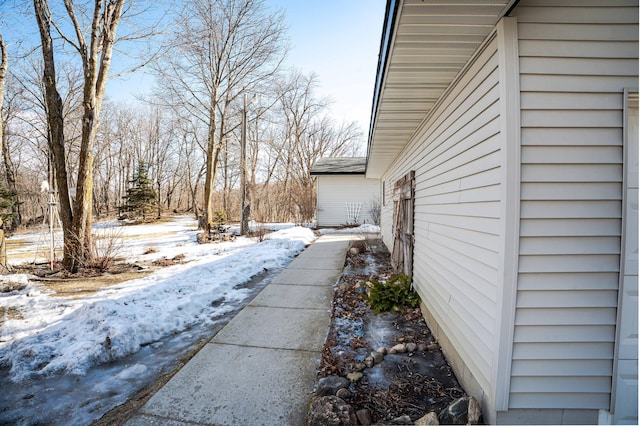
<box><xmin>311</xmin><ymin>157</ymin><xmax>368</xmax><ymax>175</ymax></box>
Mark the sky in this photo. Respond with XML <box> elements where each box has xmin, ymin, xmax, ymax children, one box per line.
<box><xmin>104</xmin><ymin>0</ymin><xmax>387</xmax><ymax>134</ymax></box>
<box><xmin>268</xmin><ymin>0</ymin><xmax>387</xmax><ymax>132</ymax></box>
<box><xmin>2</xmin><ymin>0</ymin><xmax>387</xmax><ymax>134</ymax></box>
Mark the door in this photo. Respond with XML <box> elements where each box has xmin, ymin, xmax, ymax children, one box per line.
<box><xmin>391</xmin><ymin>171</ymin><xmax>415</xmax><ymax>277</ymax></box>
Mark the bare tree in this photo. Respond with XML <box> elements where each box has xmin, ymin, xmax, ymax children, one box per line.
<box><xmin>33</xmin><ymin>0</ymin><xmax>75</xmax><ymax>266</ymax></box>
<box><xmin>156</xmin><ymin>0</ymin><xmax>287</xmax><ymax>231</ymax></box>
<box><xmin>0</xmin><ymin>29</ymin><xmax>7</xmax><ymax>158</ymax></box>
<box><xmin>33</xmin><ymin>0</ymin><xmax>127</xmax><ymax>270</ymax></box>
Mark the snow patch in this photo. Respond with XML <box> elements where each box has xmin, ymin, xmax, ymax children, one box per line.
<box><xmin>318</xmin><ymin>224</ymin><xmax>380</xmax><ymax>234</ymax></box>
<box><xmin>0</xmin><ymin>226</ymin><xmax>316</xmax><ymax>383</ymax></box>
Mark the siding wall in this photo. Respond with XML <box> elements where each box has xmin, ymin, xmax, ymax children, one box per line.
<box><xmin>507</xmin><ymin>0</ymin><xmax>638</xmax><ymax>412</ymax></box>
<box><xmin>380</xmin><ymin>35</ymin><xmax>502</xmax><ymax>396</ymax></box>
<box><xmin>316</xmin><ymin>175</ymin><xmax>380</xmax><ymax>227</ymax></box>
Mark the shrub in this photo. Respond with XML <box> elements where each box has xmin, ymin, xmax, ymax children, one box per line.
<box><xmin>365</xmin><ymin>274</ymin><xmax>420</xmax><ymax>314</ymax></box>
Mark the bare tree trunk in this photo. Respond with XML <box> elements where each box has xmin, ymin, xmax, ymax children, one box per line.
<box><xmin>0</xmin><ymin>31</ymin><xmax>6</xmax><ymax>159</ymax></box>
<box><xmin>33</xmin><ymin>0</ymin><xmax>75</xmax><ymax>265</ymax></box>
<box><xmin>203</xmin><ymin>98</ymin><xmax>218</xmax><ymax>231</ymax></box>
<box><xmin>2</xmin><ymin>131</ymin><xmax>20</xmax><ymax>231</ymax></box>
<box><xmin>67</xmin><ymin>0</ymin><xmax>124</xmax><ymax>268</ymax></box>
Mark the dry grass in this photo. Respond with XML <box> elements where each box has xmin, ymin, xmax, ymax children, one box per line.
<box><xmin>5</xmin><ymin>238</ymin><xmax>29</xmax><ymax>251</ymax></box>
<box><xmin>115</xmin><ymin>232</ymin><xmax>177</xmax><ymax>241</ymax></box>
<box><xmin>0</xmin><ymin>306</ymin><xmax>25</xmax><ymax>331</ymax></box>
<box><xmin>33</xmin><ymin>270</ymin><xmax>153</xmax><ymax>299</ymax></box>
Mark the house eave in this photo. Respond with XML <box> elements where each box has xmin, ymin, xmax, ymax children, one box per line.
<box><xmin>366</xmin><ymin>0</ymin><xmax>519</xmax><ymax>179</ymax></box>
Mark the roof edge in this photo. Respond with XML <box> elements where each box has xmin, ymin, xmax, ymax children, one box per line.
<box><xmin>365</xmin><ymin>0</ymin><xmax>399</xmax><ymax>170</ymax></box>
<box><xmin>365</xmin><ymin>0</ymin><xmax>521</xmax><ymax>178</ymax></box>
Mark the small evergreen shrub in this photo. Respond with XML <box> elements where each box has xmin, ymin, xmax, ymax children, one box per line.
<box><xmin>365</xmin><ymin>274</ymin><xmax>420</xmax><ymax>314</ymax></box>
<box><xmin>120</xmin><ymin>163</ymin><xmax>158</xmax><ymax>221</ymax></box>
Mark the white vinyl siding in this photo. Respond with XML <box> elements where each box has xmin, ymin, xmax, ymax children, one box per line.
<box><xmin>315</xmin><ymin>175</ymin><xmax>380</xmax><ymax>227</ymax></box>
<box><xmin>510</xmin><ymin>0</ymin><xmax>638</xmax><ymax>410</ymax></box>
<box><xmin>381</xmin><ymin>180</ymin><xmax>394</xmax><ymax>245</ymax></box>
<box><xmin>381</xmin><ymin>35</ymin><xmax>501</xmax><ymax>393</ymax></box>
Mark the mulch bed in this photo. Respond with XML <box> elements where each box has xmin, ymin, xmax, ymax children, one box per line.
<box><xmin>316</xmin><ymin>238</ymin><xmax>467</xmax><ymax>424</ymax></box>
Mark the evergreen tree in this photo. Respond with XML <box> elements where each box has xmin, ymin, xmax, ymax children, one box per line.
<box><xmin>121</xmin><ymin>163</ymin><xmax>158</xmax><ymax>221</ymax></box>
<box><xmin>0</xmin><ymin>187</ymin><xmax>16</xmax><ymax>229</ymax></box>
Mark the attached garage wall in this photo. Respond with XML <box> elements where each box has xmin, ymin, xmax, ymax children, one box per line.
<box><xmin>316</xmin><ymin>175</ymin><xmax>380</xmax><ymax>227</ymax></box>
<box><xmin>507</xmin><ymin>0</ymin><xmax>638</xmax><ymax>414</ymax></box>
<box><xmin>381</xmin><ymin>34</ymin><xmax>502</xmax><ymax>398</ymax></box>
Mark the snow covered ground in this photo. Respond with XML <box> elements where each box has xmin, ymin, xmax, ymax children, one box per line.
<box><xmin>0</xmin><ymin>216</ymin><xmax>317</xmax><ymax>425</ymax></box>
<box><xmin>0</xmin><ymin>217</ymin><xmax>379</xmax><ymax>425</ymax></box>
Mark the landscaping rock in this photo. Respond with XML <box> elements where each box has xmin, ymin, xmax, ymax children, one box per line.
<box><xmin>390</xmin><ymin>414</ymin><xmax>412</xmax><ymax>424</ymax></box>
<box><xmin>467</xmin><ymin>397</ymin><xmax>482</xmax><ymax>425</ymax></box>
<box><xmin>438</xmin><ymin>396</ymin><xmax>474</xmax><ymax>425</ymax></box>
<box><xmin>406</xmin><ymin>342</ymin><xmax>417</xmax><ymax>353</ymax></box>
<box><xmin>316</xmin><ymin>375</ymin><xmax>350</xmax><ymax>397</ymax></box>
<box><xmin>306</xmin><ymin>396</ymin><xmax>357</xmax><ymax>426</ymax></box>
<box><xmin>336</xmin><ymin>388</ymin><xmax>353</xmax><ymax>400</ymax></box>
<box><xmin>354</xmin><ymin>362</ymin><xmax>366</xmax><ymax>372</ymax></box>
<box><xmin>427</xmin><ymin>343</ymin><xmax>439</xmax><ymax>351</ymax></box>
<box><xmin>346</xmin><ymin>372</ymin><xmax>363</xmax><ymax>382</ymax></box>
<box><xmin>414</xmin><ymin>412</ymin><xmax>439</xmax><ymax>425</ymax></box>
<box><xmin>376</xmin><ymin>347</ymin><xmax>387</xmax><ymax>355</ymax></box>
<box><xmin>364</xmin><ymin>355</ymin><xmax>374</xmax><ymax>368</ymax></box>
<box><xmin>356</xmin><ymin>408</ymin><xmax>374</xmax><ymax>425</ymax></box>
<box><xmin>391</xmin><ymin>343</ymin><xmax>407</xmax><ymax>353</ymax></box>
<box><xmin>349</xmin><ymin>247</ymin><xmax>359</xmax><ymax>256</ymax></box>
<box><xmin>417</xmin><ymin>343</ymin><xmax>428</xmax><ymax>352</ymax></box>
<box><xmin>371</xmin><ymin>351</ymin><xmax>384</xmax><ymax>364</ymax></box>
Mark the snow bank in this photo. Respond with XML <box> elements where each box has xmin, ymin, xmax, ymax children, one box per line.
<box><xmin>318</xmin><ymin>224</ymin><xmax>380</xmax><ymax>234</ymax></box>
<box><xmin>0</xmin><ymin>227</ymin><xmax>315</xmax><ymax>382</ymax></box>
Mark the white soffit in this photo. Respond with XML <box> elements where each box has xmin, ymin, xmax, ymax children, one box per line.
<box><xmin>367</xmin><ymin>0</ymin><xmax>510</xmax><ymax>178</ymax></box>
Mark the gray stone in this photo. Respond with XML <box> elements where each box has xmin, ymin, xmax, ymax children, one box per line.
<box><xmin>306</xmin><ymin>396</ymin><xmax>357</xmax><ymax>426</ymax></box>
<box><xmin>346</xmin><ymin>372</ymin><xmax>363</xmax><ymax>382</ymax></box>
<box><xmin>438</xmin><ymin>397</ymin><xmax>470</xmax><ymax>425</ymax></box>
<box><xmin>336</xmin><ymin>388</ymin><xmax>352</xmax><ymax>400</ymax></box>
<box><xmin>354</xmin><ymin>362</ymin><xmax>366</xmax><ymax>372</ymax></box>
<box><xmin>390</xmin><ymin>414</ymin><xmax>412</xmax><ymax>424</ymax></box>
<box><xmin>392</xmin><ymin>343</ymin><xmax>407</xmax><ymax>353</ymax></box>
<box><xmin>417</xmin><ymin>343</ymin><xmax>428</xmax><ymax>352</ymax></box>
<box><xmin>349</xmin><ymin>247</ymin><xmax>359</xmax><ymax>256</ymax></box>
<box><xmin>371</xmin><ymin>351</ymin><xmax>384</xmax><ymax>364</ymax></box>
<box><xmin>316</xmin><ymin>375</ymin><xmax>349</xmax><ymax>397</ymax></box>
<box><xmin>388</xmin><ymin>347</ymin><xmax>397</xmax><ymax>354</ymax></box>
<box><xmin>414</xmin><ymin>412</ymin><xmax>439</xmax><ymax>425</ymax></box>
<box><xmin>468</xmin><ymin>397</ymin><xmax>482</xmax><ymax>425</ymax></box>
<box><xmin>406</xmin><ymin>342</ymin><xmax>417</xmax><ymax>353</ymax></box>
<box><xmin>427</xmin><ymin>343</ymin><xmax>439</xmax><ymax>351</ymax></box>
<box><xmin>364</xmin><ymin>355</ymin><xmax>374</xmax><ymax>368</ymax></box>
<box><xmin>376</xmin><ymin>347</ymin><xmax>387</xmax><ymax>355</ymax></box>
<box><xmin>356</xmin><ymin>408</ymin><xmax>374</xmax><ymax>425</ymax></box>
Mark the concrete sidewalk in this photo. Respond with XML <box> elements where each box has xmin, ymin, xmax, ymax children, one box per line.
<box><xmin>125</xmin><ymin>234</ymin><xmax>353</xmax><ymax>426</ymax></box>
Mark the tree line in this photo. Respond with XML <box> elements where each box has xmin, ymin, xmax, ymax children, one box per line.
<box><xmin>0</xmin><ymin>0</ymin><xmax>364</xmax><ymax>271</ymax></box>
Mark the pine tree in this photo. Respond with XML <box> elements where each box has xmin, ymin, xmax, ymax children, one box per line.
<box><xmin>121</xmin><ymin>163</ymin><xmax>158</xmax><ymax>221</ymax></box>
<box><xmin>0</xmin><ymin>187</ymin><xmax>16</xmax><ymax>229</ymax></box>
